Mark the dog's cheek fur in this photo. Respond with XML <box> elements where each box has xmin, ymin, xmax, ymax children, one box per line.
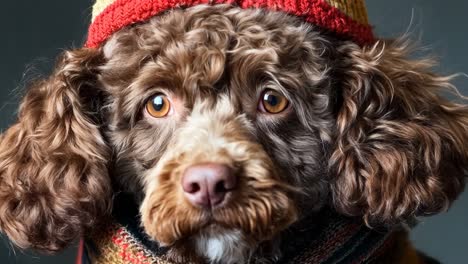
<box><xmin>257</xmin><ymin>114</ymin><xmax>330</xmax><ymax>213</ymax></box>
<box><xmin>0</xmin><ymin>48</ymin><xmax>112</xmax><ymax>253</ymax></box>
<box><xmin>330</xmin><ymin>39</ymin><xmax>468</xmax><ymax>225</ymax></box>
<box><xmin>253</xmin><ymin>37</ymin><xmax>338</xmax><ymax>215</ymax></box>
<box><xmin>106</xmin><ymin>114</ymin><xmax>178</xmax><ymax>198</ymax></box>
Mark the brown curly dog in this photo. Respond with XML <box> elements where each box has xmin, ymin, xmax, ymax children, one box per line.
<box><xmin>0</xmin><ymin>5</ymin><xmax>467</xmax><ymax>264</ymax></box>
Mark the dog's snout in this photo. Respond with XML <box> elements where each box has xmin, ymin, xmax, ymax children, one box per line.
<box><xmin>182</xmin><ymin>163</ymin><xmax>237</xmax><ymax>208</ymax></box>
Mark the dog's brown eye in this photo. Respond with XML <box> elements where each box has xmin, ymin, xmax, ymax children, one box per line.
<box><xmin>259</xmin><ymin>89</ymin><xmax>289</xmax><ymax>114</ymax></box>
<box><xmin>146</xmin><ymin>94</ymin><xmax>171</xmax><ymax>118</ymax></box>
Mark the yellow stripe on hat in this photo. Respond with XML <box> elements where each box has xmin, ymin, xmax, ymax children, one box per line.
<box><xmin>324</xmin><ymin>0</ymin><xmax>369</xmax><ymax>25</ymax></box>
<box><xmin>92</xmin><ymin>0</ymin><xmax>117</xmax><ymax>22</ymax></box>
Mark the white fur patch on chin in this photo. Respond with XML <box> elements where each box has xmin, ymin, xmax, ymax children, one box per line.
<box><xmin>194</xmin><ymin>229</ymin><xmax>250</xmax><ymax>264</ymax></box>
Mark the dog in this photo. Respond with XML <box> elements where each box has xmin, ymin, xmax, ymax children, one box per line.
<box><xmin>0</xmin><ymin>4</ymin><xmax>467</xmax><ymax>264</ymax></box>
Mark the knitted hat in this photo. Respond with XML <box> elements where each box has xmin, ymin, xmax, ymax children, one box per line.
<box><xmin>86</xmin><ymin>0</ymin><xmax>374</xmax><ymax>48</ymax></box>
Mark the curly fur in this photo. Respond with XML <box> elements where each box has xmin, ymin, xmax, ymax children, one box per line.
<box><xmin>330</xmin><ymin>40</ymin><xmax>468</xmax><ymax>225</ymax></box>
<box><xmin>0</xmin><ymin>4</ymin><xmax>466</xmax><ymax>262</ymax></box>
<box><xmin>0</xmin><ymin>49</ymin><xmax>112</xmax><ymax>253</ymax></box>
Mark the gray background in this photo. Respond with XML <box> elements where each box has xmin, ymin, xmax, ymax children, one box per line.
<box><xmin>0</xmin><ymin>0</ymin><xmax>467</xmax><ymax>263</ymax></box>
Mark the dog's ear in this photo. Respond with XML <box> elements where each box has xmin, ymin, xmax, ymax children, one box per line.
<box><xmin>330</xmin><ymin>39</ymin><xmax>468</xmax><ymax>226</ymax></box>
<box><xmin>0</xmin><ymin>48</ymin><xmax>111</xmax><ymax>253</ymax></box>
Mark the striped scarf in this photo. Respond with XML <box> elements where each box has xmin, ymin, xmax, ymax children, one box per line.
<box><xmin>78</xmin><ymin>194</ymin><xmax>425</xmax><ymax>264</ymax></box>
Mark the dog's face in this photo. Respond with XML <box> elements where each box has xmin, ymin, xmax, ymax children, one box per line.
<box><xmin>0</xmin><ymin>5</ymin><xmax>467</xmax><ymax>263</ymax></box>
<box><xmin>101</xmin><ymin>7</ymin><xmax>333</xmax><ymax>261</ymax></box>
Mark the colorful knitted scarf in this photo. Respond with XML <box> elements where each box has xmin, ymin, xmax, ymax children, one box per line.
<box><xmin>77</xmin><ymin>194</ymin><xmax>427</xmax><ymax>264</ymax></box>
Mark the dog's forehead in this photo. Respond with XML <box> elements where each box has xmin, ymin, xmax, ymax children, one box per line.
<box><xmin>140</xmin><ymin>15</ymin><xmax>307</xmax><ymax>94</ymax></box>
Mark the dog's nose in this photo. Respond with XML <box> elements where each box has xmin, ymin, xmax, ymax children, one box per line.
<box><xmin>182</xmin><ymin>163</ymin><xmax>237</xmax><ymax>208</ymax></box>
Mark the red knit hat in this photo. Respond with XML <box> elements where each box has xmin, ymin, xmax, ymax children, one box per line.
<box><xmin>86</xmin><ymin>0</ymin><xmax>375</xmax><ymax>48</ymax></box>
